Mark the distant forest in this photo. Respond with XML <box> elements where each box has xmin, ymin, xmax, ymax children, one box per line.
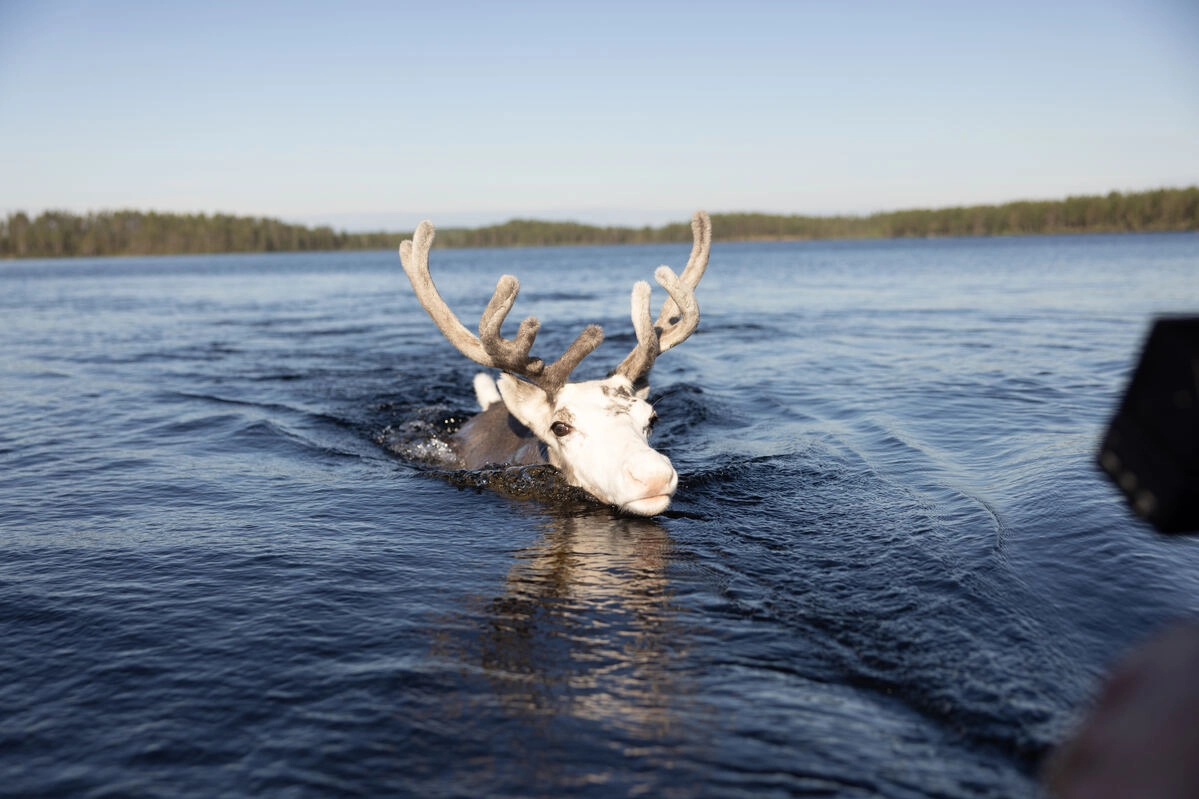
<box><xmin>3</xmin><ymin>186</ymin><xmax>1197</xmax><ymax>259</ymax></box>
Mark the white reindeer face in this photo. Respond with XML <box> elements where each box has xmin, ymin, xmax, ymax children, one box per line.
<box><xmin>497</xmin><ymin>373</ymin><xmax>678</xmax><ymax>516</ymax></box>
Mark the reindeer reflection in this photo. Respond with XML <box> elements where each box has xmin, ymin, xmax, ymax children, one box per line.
<box><xmin>439</xmin><ymin>508</ymin><xmax>692</xmax><ymax>739</ymax></box>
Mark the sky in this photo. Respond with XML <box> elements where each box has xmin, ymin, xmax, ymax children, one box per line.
<box><xmin>1</xmin><ymin>0</ymin><xmax>1197</xmax><ymax>231</ymax></box>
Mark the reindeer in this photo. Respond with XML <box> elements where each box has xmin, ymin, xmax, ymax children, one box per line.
<box><xmin>398</xmin><ymin>211</ymin><xmax>711</xmax><ymax>516</ymax></box>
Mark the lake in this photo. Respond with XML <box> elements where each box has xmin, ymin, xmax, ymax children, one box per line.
<box><xmin>2</xmin><ymin>233</ymin><xmax>1198</xmax><ymax>797</ymax></box>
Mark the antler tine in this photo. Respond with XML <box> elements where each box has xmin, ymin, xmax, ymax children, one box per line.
<box><xmin>614</xmin><ymin>210</ymin><xmax>710</xmax><ymax>385</ymax></box>
<box><xmin>655</xmin><ymin>210</ymin><xmax>712</xmax><ymax>330</ymax></box>
<box><xmin>540</xmin><ymin>323</ymin><xmax>605</xmax><ymax>395</ymax></box>
<box><xmin>477</xmin><ymin>273</ymin><xmax>606</xmax><ymax>393</ymax></box>
<box><xmin>400</xmin><ymin>221</ymin><xmax>542</xmax><ymax>376</ymax></box>
<box><xmin>400</xmin><ymin>220</ymin><xmax>605</xmax><ymax>394</ymax></box>
<box><xmin>614</xmin><ymin>280</ymin><xmax>658</xmax><ymax>384</ymax></box>
<box><xmin>654</xmin><ymin>265</ymin><xmax>700</xmax><ymax>352</ymax></box>
<box><xmin>400</xmin><ymin>221</ymin><xmax>491</xmax><ymax>366</ymax></box>
<box><xmin>478</xmin><ymin>275</ymin><xmax>545</xmax><ymax>375</ymax></box>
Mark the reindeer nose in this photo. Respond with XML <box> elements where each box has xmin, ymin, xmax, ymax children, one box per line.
<box><xmin>624</xmin><ymin>451</ymin><xmax>677</xmax><ymax>497</ymax></box>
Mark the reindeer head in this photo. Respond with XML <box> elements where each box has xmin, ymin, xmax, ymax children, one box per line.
<box><xmin>495</xmin><ymin>372</ymin><xmax>675</xmax><ymax>515</ymax></box>
<box><xmin>399</xmin><ymin>211</ymin><xmax>711</xmax><ymax>516</ymax></box>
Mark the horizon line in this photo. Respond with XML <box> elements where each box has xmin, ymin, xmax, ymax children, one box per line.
<box><xmin>4</xmin><ymin>183</ymin><xmax>1197</xmax><ymax>236</ymax></box>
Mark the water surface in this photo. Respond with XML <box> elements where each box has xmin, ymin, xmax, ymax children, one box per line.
<box><xmin>3</xmin><ymin>234</ymin><xmax>1199</xmax><ymax>797</ymax></box>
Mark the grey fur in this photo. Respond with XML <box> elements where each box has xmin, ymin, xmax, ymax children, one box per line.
<box><xmin>451</xmin><ymin>402</ymin><xmax>546</xmax><ymax>469</ymax></box>
<box><xmin>600</xmin><ymin>383</ymin><xmax>635</xmax><ymax>414</ymax></box>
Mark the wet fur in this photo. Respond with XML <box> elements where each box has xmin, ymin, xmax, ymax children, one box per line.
<box><xmin>451</xmin><ymin>402</ymin><xmax>546</xmax><ymax>468</ymax></box>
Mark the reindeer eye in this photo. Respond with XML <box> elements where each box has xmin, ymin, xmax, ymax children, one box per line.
<box><xmin>647</xmin><ymin>413</ymin><xmax>659</xmax><ymax>433</ymax></box>
<box><xmin>550</xmin><ymin>421</ymin><xmax>573</xmax><ymax>437</ymax></box>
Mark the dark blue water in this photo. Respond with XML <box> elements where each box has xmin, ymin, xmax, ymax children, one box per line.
<box><xmin>2</xmin><ymin>234</ymin><xmax>1198</xmax><ymax>797</ymax></box>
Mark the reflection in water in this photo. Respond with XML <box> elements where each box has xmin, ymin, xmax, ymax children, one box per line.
<box><xmin>433</xmin><ymin>507</ymin><xmax>694</xmax><ymax>743</ymax></box>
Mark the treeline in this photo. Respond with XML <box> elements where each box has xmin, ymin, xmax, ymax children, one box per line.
<box><xmin>3</xmin><ymin>187</ymin><xmax>1197</xmax><ymax>258</ymax></box>
<box><xmin>430</xmin><ymin>218</ymin><xmax>693</xmax><ymax>248</ymax></box>
<box><xmin>0</xmin><ymin>210</ymin><xmax>400</xmax><ymax>259</ymax></box>
<box><xmin>849</xmin><ymin>186</ymin><xmax>1199</xmax><ymax>239</ymax></box>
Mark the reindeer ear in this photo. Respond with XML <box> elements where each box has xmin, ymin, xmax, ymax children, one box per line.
<box><xmin>497</xmin><ymin>373</ymin><xmax>552</xmax><ymax>434</ymax></box>
<box><xmin>634</xmin><ymin>382</ymin><xmax>651</xmax><ymax>400</ymax></box>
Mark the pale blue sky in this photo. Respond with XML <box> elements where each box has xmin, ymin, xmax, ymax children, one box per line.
<box><xmin>1</xmin><ymin>0</ymin><xmax>1196</xmax><ymax>230</ymax></box>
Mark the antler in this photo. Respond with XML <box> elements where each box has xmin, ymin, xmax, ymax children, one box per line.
<box><xmin>399</xmin><ymin>221</ymin><xmax>603</xmax><ymax>396</ymax></box>
<box><xmin>615</xmin><ymin>210</ymin><xmax>711</xmax><ymax>387</ymax></box>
